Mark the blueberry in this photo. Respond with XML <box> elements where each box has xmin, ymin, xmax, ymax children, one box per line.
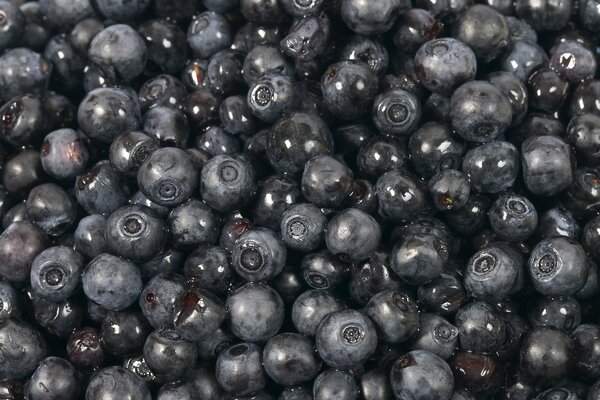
<box><xmin>138</xmin><ymin>147</ymin><xmax>198</xmax><ymax>207</ymax></box>
<box><xmin>414</xmin><ymin>38</ymin><xmax>477</xmax><ymax>96</ymax></box>
<box><xmin>75</xmin><ymin>161</ymin><xmax>128</xmax><ymax>216</ymax></box>
<box><xmin>326</xmin><ymin>208</ymin><xmax>381</xmax><ymax>263</ymax></box>
<box><xmin>232</xmin><ymin>22</ymin><xmax>283</xmax><ymax>53</ymax></box>
<box><xmin>281</xmin><ymin>0</ymin><xmax>323</xmax><ymax>17</ymax></box>
<box><xmin>196</xmin><ymin>126</ymin><xmax>241</xmax><ymax>156</ymax></box>
<box><xmin>561</xmin><ymin>167</ymin><xmax>600</xmax><ymax>218</ymax></box>
<box><xmin>534</xmin><ymin>388</ymin><xmax>579</xmax><ymax>400</ymax></box>
<box><xmin>216</xmin><ymin>343</ymin><xmax>267</xmax><ymax>396</ymax></box>
<box><xmin>515</xmin><ymin>0</ymin><xmax>571</xmax><ymax>31</ymax></box>
<box><xmin>26</xmin><ymin>183</ymin><xmax>77</xmax><ymax>236</ymax></box>
<box><xmin>243</xmin><ymin>45</ymin><xmax>294</xmax><ymax>86</ymax></box>
<box><xmin>349</xmin><ymin>251</ymin><xmax>404</xmax><ymax>306</ymax></box>
<box><xmin>428</xmin><ymin>169</ymin><xmax>470</xmax><ymax>212</ymax></box>
<box><xmin>391</xmin><ymin>232</ymin><xmax>449</xmax><ymax>285</ymax></box>
<box><xmin>69</xmin><ymin>18</ymin><xmax>103</xmax><ymax>55</ymax></box>
<box><xmin>0</xmin><ymin>221</ymin><xmax>48</xmax><ymax>283</ymax></box>
<box><xmin>0</xmin><ymin>318</ymin><xmax>46</xmax><ymax>379</ymax></box>
<box><xmin>220</xmin><ymin>217</ymin><xmax>255</xmax><ymax>252</ymax></box>
<box><xmin>522</xmin><ymin>135</ymin><xmax>574</xmax><ymax>196</ymax></box>
<box><xmin>0</xmin><ymin>281</ymin><xmax>18</xmax><ymax>320</ymax></box>
<box><xmin>26</xmin><ymin>357</ymin><xmax>80</xmax><ymax>400</ymax></box>
<box><xmin>500</xmin><ymin>40</ymin><xmax>548</xmax><ymax>82</ymax></box>
<box><xmin>101</xmin><ymin>309</ymin><xmax>151</xmax><ymax>356</ymax></box>
<box><xmin>143</xmin><ymin>106</ymin><xmax>190</xmax><ymax>148</ymax></box>
<box><xmin>302</xmin><ymin>155</ymin><xmax>354</xmax><ymax>208</ymax></box>
<box><xmin>376</xmin><ymin>169</ymin><xmax>429</xmax><ymax>223</ymax></box>
<box><xmin>408</xmin><ymin>122</ymin><xmax>466</xmax><ymax>179</ymax></box>
<box><xmin>172</xmin><ymin>288</ymin><xmax>226</xmax><ymax>341</ymax></box>
<box><xmin>389</xmin><ymin>350</ymin><xmax>454</xmax><ymax>400</ymax></box>
<box><xmin>144</xmin><ymin>328</ymin><xmax>197</xmax><ymax>381</ymax></box>
<box><xmin>88</xmin><ymin>24</ymin><xmax>147</xmax><ymax>82</ymax></box>
<box><xmin>86</xmin><ymin>366</ymin><xmax>150</xmax><ymax>400</ymax></box>
<box><xmin>549</xmin><ymin>40</ymin><xmax>596</xmax><ymax>83</ymax></box>
<box><xmin>263</xmin><ymin>333</ymin><xmax>322</xmax><ymax>386</ymax></box>
<box><xmin>409</xmin><ymin>313</ymin><xmax>458</xmax><ymax>360</ymax></box>
<box><xmin>206</xmin><ymin>49</ymin><xmax>245</xmax><ymax>96</ymax></box>
<box><xmin>139</xmin><ymin>273</ymin><xmax>186</xmax><ymax>329</ymax></box>
<box><xmin>450</xmin><ymin>351</ymin><xmax>505</xmax><ymax>395</ymax></box>
<box><xmin>520</xmin><ymin>327</ymin><xmax>571</xmax><ymax>383</ymax></box>
<box><xmin>528</xmin><ymin>236</ymin><xmax>588</xmax><ymax>297</ymax></box>
<box><xmin>32</xmin><ymin>296</ymin><xmax>82</xmax><ymax>337</ymax></box>
<box><xmin>40</xmin><ymin>128</ymin><xmax>89</xmax><ymax>180</ymax></box>
<box><xmin>372</xmin><ymin>88</ymin><xmax>421</xmax><ymax>136</ymax></box>
<box><xmin>393</xmin><ymin>9</ymin><xmax>442</xmax><ymax>55</ymax></box>
<box><xmin>77</xmin><ymin>87</ymin><xmax>141</xmax><ymax>143</ymax></box>
<box><xmin>280</xmin><ymin>386</ymin><xmax>314</xmax><ymax>400</ymax></box>
<box><xmin>227</xmin><ymin>282</ymin><xmax>285</xmax><ymax>342</ymax></box>
<box><xmin>566</xmin><ymin>114</ymin><xmax>600</xmax><ymax>166</ymax></box>
<box><xmin>232</xmin><ymin>227</ymin><xmax>287</xmax><ymax>282</ymax></box>
<box><xmin>281</xmin><ymin>203</ymin><xmax>327</xmax><ymax>252</ymax></box>
<box><xmin>82</xmin><ymin>253</ymin><xmax>143</xmax><ymax>311</ymax></box>
<box><xmin>156</xmin><ymin>381</ymin><xmax>196</xmax><ymax>400</ymax></box>
<box><xmin>453</xmin><ymin>5</ymin><xmax>509</xmax><ymax>62</ymax></box>
<box><xmin>313</xmin><ymin>369</ymin><xmax>359</xmax><ymax>400</ymax></box>
<box><xmin>455</xmin><ymin>301</ymin><xmax>507</xmax><ymax>353</ymax></box>
<box><xmin>365</xmin><ymin>290</ymin><xmax>419</xmax><ymax>344</ymax></box>
<box><xmin>487</xmin><ymin>71</ymin><xmax>529</xmax><ymax>126</ymax></box>
<box><xmin>528</xmin><ymin>69</ymin><xmax>570</xmax><ymax>114</ymax></box>
<box><xmin>241</xmin><ymin>0</ymin><xmax>285</xmax><ymax>26</ymax></box>
<box><xmin>583</xmin><ymin>216</ymin><xmax>600</xmax><ymax>262</ymax></box>
<box><xmin>30</xmin><ymin>246</ymin><xmax>83</xmax><ymax>302</ymax></box>
<box><xmin>316</xmin><ymin>309</ymin><xmax>377</xmax><ymax>368</ymax></box>
<box><xmin>185</xmin><ymin>245</ymin><xmax>233</xmax><ymax>294</ymax></box>
<box><xmin>340</xmin><ymin>35</ymin><xmax>389</xmax><ymax>75</ymax></box>
<box><xmin>139</xmin><ymin>74</ymin><xmax>187</xmax><ymax>112</ymax></box>
<box><xmin>464</xmin><ymin>242</ymin><xmax>524</xmax><ymax>301</ymax></box>
<box><xmin>106</xmin><ymin>204</ymin><xmax>167</xmax><ymax>263</ymax></box>
<box><xmin>301</xmin><ymin>250</ymin><xmax>348</xmax><ymax>290</ymax></box>
<box><xmin>219</xmin><ymin>95</ymin><xmax>256</xmax><ymax>136</ymax></box>
<box><xmin>0</xmin><ymin>94</ymin><xmax>48</xmax><ymax>147</ymax></box>
<box><xmin>2</xmin><ymin>149</ymin><xmax>45</xmax><ymax>195</ymax></box>
<box><xmin>0</xmin><ymin>1</ymin><xmax>23</xmax><ymax>52</ymax></box>
<box><xmin>19</xmin><ymin>2</ymin><xmax>51</xmax><ymax>52</ymax></box>
<box><xmin>462</xmin><ymin>141</ymin><xmax>519</xmax><ymax>194</ymax></box>
<box><xmin>95</xmin><ymin>0</ymin><xmax>149</xmax><ymax>21</ymax></box>
<box><xmin>248</xmin><ymin>73</ymin><xmax>301</xmax><ymax>123</ymax></box>
<box><xmin>292</xmin><ymin>289</ymin><xmax>345</xmax><ymax>336</ymax></box>
<box><xmin>66</xmin><ymin>326</ymin><xmax>106</xmax><ymax>370</ymax></box>
<box><xmin>528</xmin><ymin>296</ymin><xmax>581</xmax><ymax>332</ymax></box>
<box><xmin>267</xmin><ymin>112</ymin><xmax>334</xmax><ymax>176</ymax></box>
<box><xmin>138</xmin><ymin>248</ymin><xmax>185</xmax><ymax>282</ymax></box>
<box><xmin>109</xmin><ymin>131</ymin><xmax>159</xmax><ymax>177</ymax></box>
<box><xmin>38</xmin><ymin>0</ymin><xmax>94</xmax><ymax>29</ymax></box>
<box><xmin>489</xmin><ymin>194</ymin><xmax>538</xmax><ymax>242</ymax></box>
<box><xmin>130</xmin><ymin>190</ymin><xmax>170</xmax><ymax>218</ymax></box>
<box><xmin>0</xmin><ymin>48</ymin><xmax>51</xmax><ymax>102</ymax></box>
<box><xmin>281</xmin><ymin>13</ymin><xmax>330</xmax><ymax>62</ymax></box>
<box><xmin>44</xmin><ymin>34</ymin><xmax>85</xmax><ymax>91</ymax></box>
<box><xmin>341</xmin><ymin>0</ymin><xmax>406</xmax><ymax>35</ymax></box>
<box><xmin>200</xmin><ymin>154</ymin><xmax>255</xmax><ymax>213</ymax></box>
<box><xmin>321</xmin><ymin>60</ymin><xmax>378</xmax><ymax>120</ymax></box>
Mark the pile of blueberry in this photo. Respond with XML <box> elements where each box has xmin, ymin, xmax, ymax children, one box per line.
<box><xmin>4</xmin><ymin>0</ymin><xmax>600</xmax><ymax>399</ymax></box>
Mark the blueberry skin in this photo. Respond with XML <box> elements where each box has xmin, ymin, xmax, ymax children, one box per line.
<box><xmin>414</xmin><ymin>38</ymin><xmax>477</xmax><ymax>96</ymax></box>
<box><xmin>248</xmin><ymin>73</ymin><xmax>301</xmax><ymax>123</ymax></box>
<box><xmin>0</xmin><ymin>94</ymin><xmax>47</xmax><ymax>147</ymax></box>
<box><xmin>376</xmin><ymin>169</ymin><xmax>429</xmax><ymax>223</ymax></box>
<box><xmin>302</xmin><ymin>155</ymin><xmax>354</xmax><ymax>208</ymax></box>
<box><xmin>391</xmin><ymin>233</ymin><xmax>449</xmax><ymax>285</ymax></box>
<box><xmin>196</xmin><ymin>326</ymin><xmax>235</xmax><ymax>360</ymax></box>
<box><xmin>77</xmin><ymin>87</ymin><xmax>141</xmax><ymax>143</ymax></box>
<box><xmin>455</xmin><ymin>301</ymin><xmax>507</xmax><ymax>353</ymax></box>
<box><xmin>487</xmin><ymin>71</ymin><xmax>529</xmax><ymax>126</ymax></box>
<box><xmin>550</xmin><ymin>40</ymin><xmax>596</xmax><ymax>83</ymax></box>
<box><xmin>528</xmin><ymin>237</ymin><xmax>588</xmax><ymax>297</ymax></box>
<box><xmin>73</xmin><ymin>214</ymin><xmax>107</xmax><ymax>259</ymax></box>
<box><xmin>566</xmin><ymin>113</ymin><xmax>600</xmax><ymax>166</ymax></box>
<box><xmin>32</xmin><ymin>295</ymin><xmax>83</xmax><ymax>337</ymax></box>
<box><xmin>428</xmin><ymin>169</ymin><xmax>470</xmax><ymax>212</ymax></box>
<box><xmin>450</xmin><ymin>80</ymin><xmax>512</xmax><ymax>142</ymax></box>
<box><xmin>82</xmin><ymin>253</ymin><xmax>143</xmax><ymax>311</ymax></box>
<box><xmin>453</xmin><ymin>5</ymin><xmax>509</xmax><ymax>62</ymax></box>
<box><xmin>232</xmin><ymin>227</ymin><xmax>287</xmax><ymax>282</ymax></box>
<box><xmin>527</xmin><ymin>69</ymin><xmax>569</xmax><ymax>114</ymax></box>
<box><xmin>40</xmin><ymin>128</ymin><xmax>89</xmax><ymax>180</ymax></box>
<box><xmin>26</xmin><ymin>183</ymin><xmax>77</xmax><ymax>236</ymax></box>
<box><xmin>172</xmin><ymin>288</ymin><xmax>226</xmax><ymax>341</ymax></box>
<box><xmin>356</xmin><ymin>137</ymin><xmax>406</xmax><ymax>180</ymax></box>
<box><xmin>464</xmin><ymin>243</ymin><xmax>524</xmax><ymax>301</ymax></box>
<box><xmin>341</xmin><ymin>0</ymin><xmax>405</xmax><ymax>35</ymax></box>
<box><xmin>88</xmin><ymin>24</ymin><xmax>147</xmax><ymax>81</ymax></box>
<box><xmin>220</xmin><ymin>217</ymin><xmax>255</xmax><ymax>252</ymax></box>
<box><xmin>409</xmin><ymin>313</ymin><xmax>458</xmax><ymax>360</ymax></box>
<box><xmin>44</xmin><ymin>34</ymin><xmax>85</xmax><ymax>91</ymax></box>
<box><xmin>20</xmin><ymin>2</ymin><xmax>51</xmax><ymax>52</ymax></box>
<box><xmin>241</xmin><ymin>0</ymin><xmax>285</xmax><ymax>26</ymax></box>
<box><xmin>101</xmin><ymin>309</ymin><xmax>151</xmax><ymax>356</ymax></box>
<box><xmin>389</xmin><ymin>350</ymin><xmax>454</xmax><ymax>400</ymax></box>
<box><xmin>326</xmin><ymin>208</ymin><xmax>381</xmax><ymax>263</ymax></box>
<box><xmin>313</xmin><ymin>369</ymin><xmax>359</xmax><ymax>400</ymax></box>
<box><xmin>522</xmin><ymin>135</ymin><xmax>574</xmax><ymax>196</ymax></box>
<box><xmin>156</xmin><ymin>381</ymin><xmax>196</xmax><ymax>400</ymax></box>
<box><xmin>26</xmin><ymin>357</ymin><xmax>80</xmax><ymax>400</ymax></box>
<box><xmin>281</xmin><ymin>203</ymin><xmax>327</xmax><ymax>252</ymax></box>
<box><xmin>1</xmin><ymin>201</ymin><xmax>27</xmax><ymax>229</ymax></box>
<box><xmin>219</xmin><ymin>95</ymin><xmax>256</xmax><ymax>136</ymax></box>
<box><xmin>252</xmin><ymin>176</ymin><xmax>301</xmax><ymax>229</ymax></box>
<box><xmin>281</xmin><ymin>13</ymin><xmax>330</xmax><ymax>62</ymax></box>
<box><xmin>572</xmin><ymin>324</ymin><xmax>600</xmax><ymax>380</ymax></box>
<box><xmin>109</xmin><ymin>131</ymin><xmax>159</xmax><ymax>177</ymax></box>
<box><xmin>168</xmin><ymin>199</ymin><xmax>220</xmax><ymax>250</ymax></box>
<box><xmin>0</xmin><ymin>221</ymin><xmax>48</xmax><ymax>283</ymax></box>
<box><xmin>242</xmin><ymin>45</ymin><xmax>294</xmax><ymax>86</ymax></box>
<box><xmin>267</xmin><ymin>112</ymin><xmax>334</xmax><ymax>176</ymax></box>
<box><xmin>0</xmin><ymin>1</ymin><xmax>23</xmax><ymax>51</ymax></box>
<box><xmin>95</xmin><ymin>0</ymin><xmax>149</xmax><ymax>21</ymax></box>
<box><xmin>393</xmin><ymin>9</ymin><xmax>442</xmax><ymax>56</ymax></box>
<box><xmin>534</xmin><ymin>389</ymin><xmax>579</xmax><ymax>400</ymax></box>
<box><xmin>232</xmin><ymin>22</ymin><xmax>282</xmax><ymax>53</ymax></box>
<box><xmin>38</xmin><ymin>0</ymin><xmax>94</xmax><ymax>29</ymax></box>
<box><xmin>143</xmin><ymin>106</ymin><xmax>190</xmax><ymax>148</ymax></box>
<box><xmin>0</xmin><ymin>48</ymin><xmax>51</xmax><ymax>102</ymax></box>
<box><xmin>75</xmin><ymin>161</ymin><xmax>127</xmax><ymax>217</ymax></box>
<box><xmin>227</xmin><ymin>282</ymin><xmax>285</xmax><ymax>342</ymax></box>
<box><xmin>528</xmin><ymin>296</ymin><xmax>581</xmax><ymax>332</ymax></box>
<box><xmin>130</xmin><ymin>190</ymin><xmax>170</xmax><ymax>219</ymax></box>
<box><xmin>349</xmin><ymin>251</ymin><xmax>404</xmax><ymax>306</ymax></box>
<box><xmin>590</xmin><ymin>381</ymin><xmax>600</xmax><ymax>400</ymax></box>
<box><xmin>139</xmin><ymin>273</ymin><xmax>186</xmax><ymax>329</ymax></box>
<box><xmin>2</xmin><ymin>149</ymin><xmax>45</xmax><ymax>196</ymax></box>
<box><xmin>144</xmin><ymin>328</ymin><xmax>197</xmax><ymax>382</ymax></box>
<box><xmin>86</xmin><ymin>366</ymin><xmax>151</xmax><ymax>400</ymax></box>
<box><xmin>139</xmin><ymin>74</ymin><xmax>187</xmax><ymax>112</ymax></box>
<box><xmin>106</xmin><ymin>204</ymin><xmax>167</xmax><ymax>263</ymax></box>
<box><xmin>321</xmin><ymin>60</ymin><xmax>379</xmax><ymax>120</ymax></box>
<box><xmin>520</xmin><ymin>327</ymin><xmax>571</xmax><ymax>383</ymax></box>
<box><xmin>281</xmin><ymin>0</ymin><xmax>323</xmax><ymax>16</ymax></box>
<box><xmin>515</xmin><ymin>0</ymin><xmax>571</xmax><ymax>31</ymax></box>
<box><xmin>500</xmin><ymin>40</ymin><xmax>548</xmax><ymax>82</ymax></box>
<box><xmin>301</xmin><ymin>250</ymin><xmax>347</xmax><ymax>290</ymax></box>
<box><xmin>365</xmin><ymin>290</ymin><xmax>419</xmax><ymax>344</ymax></box>
<box><xmin>292</xmin><ymin>289</ymin><xmax>345</xmax><ymax>336</ymax></box>
<box><xmin>69</xmin><ymin>17</ymin><xmax>103</xmax><ymax>55</ymax></box>
<box><xmin>340</xmin><ymin>35</ymin><xmax>389</xmax><ymax>76</ymax></box>
<box><xmin>138</xmin><ymin>147</ymin><xmax>198</xmax><ymax>207</ymax></box>
<box><xmin>184</xmin><ymin>245</ymin><xmax>232</xmax><ymax>294</ymax></box>
<box><xmin>216</xmin><ymin>343</ymin><xmax>266</xmax><ymax>396</ymax></box>
<box><xmin>263</xmin><ymin>333</ymin><xmax>321</xmax><ymax>386</ymax></box>
<box><xmin>122</xmin><ymin>354</ymin><xmax>157</xmax><ymax>385</ymax></box>
<box><xmin>0</xmin><ymin>318</ymin><xmax>46</xmax><ymax>379</ymax></box>
<box><xmin>408</xmin><ymin>122</ymin><xmax>466</xmax><ymax>179</ymax></box>
<box><xmin>0</xmin><ymin>281</ymin><xmax>18</xmax><ymax>320</ymax></box>
<box><xmin>489</xmin><ymin>194</ymin><xmax>538</xmax><ymax>242</ymax></box>
<box><xmin>280</xmin><ymin>386</ymin><xmax>313</xmax><ymax>400</ymax></box>
<box><xmin>30</xmin><ymin>246</ymin><xmax>83</xmax><ymax>302</ymax></box>
<box><xmin>316</xmin><ymin>309</ymin><xmax>378</xmax><ymax>369</ymax></box>
<box><xmin>462</xmin><ymin>141</ymin><xmax>519</xmax><ymax>194</ymax></box>
<box><xmin>372</xmin><ymin>88</ymin><xmax>421</xmax><ymax>136</ymax></box>
<box><xmin>204</xmin><ymin>156</ymin><xmax>256</xmax><ymax>211</ymax></box>
<box><xmin>196</xmin><ymin>126</ymin><xmax>241</xmax><ymax>156</ymax></box>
